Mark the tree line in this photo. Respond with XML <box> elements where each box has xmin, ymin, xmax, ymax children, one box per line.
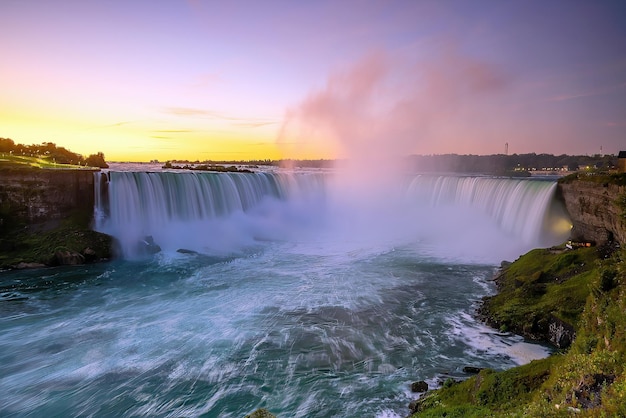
<box><xmin>406</xmin><ymin>153</ymin><xmax>616</xmax><ymax>174</ymax></box>
<box><xmin>0</xmin><ymin>138</ymin><xmax>108</xmax><ymax>168</ymax></box>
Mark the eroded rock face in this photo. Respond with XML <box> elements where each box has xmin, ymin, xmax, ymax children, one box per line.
<box><xmin>0</xmin><ymin>169</ymin><xmax>97</xmax><ymax>226</ymax></box>
<box><xmin>0</xmin><ymin>169</ymin><xmax>115</xmax><ymax>269</ymax></box>
<box><xmin>557</xmin><ymin>180</ymin><xmax>626</xmax><ymax>245</ymax></box>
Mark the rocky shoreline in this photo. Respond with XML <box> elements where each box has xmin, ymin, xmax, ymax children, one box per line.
<box><xmin>408</xmin><ymin>240</ymin><xmax>625</xmax><ymax>416</ymax></box>
<box><xmin>0</xmin><ymin>221</ymin><xmax>115</xmax><ymax>271</ymax></box>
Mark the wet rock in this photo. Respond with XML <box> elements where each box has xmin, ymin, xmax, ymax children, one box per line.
<box><xmin>463</xmin><ymin>366</ymin><xmax>484</xmax><ymax>374</ymax></box>
<box><xmin>82</xmin><ymin>247</ymin><xmax>98</xmax><ymax>262</ymax></box>
<box><xmin>137</xmin><ymin>235</ymin><xmax>161</xmax><ymax>255</ymax></box>
<box><xmin>53</xmin><ymin>250</ymin><xmax>85</xmax><ymax>265</ymax></box>
<box><xmin>410</xmin><ymin>380</ymin><xmax>429</xmax><ymax>392</ymax></box>
<box><xmin>408</xmin><ymin>398</ymin><xmax>420</xmax><ymax>414</ymax></box>
<box><xmin>176</xmin><ymin>248</ymin><xmax>199</xmax><ymax>255</ymax></box>
<box><xmin>14</xmin><ymin>262</ymin><xmax>47</xmax><ymax>269</ymax></box>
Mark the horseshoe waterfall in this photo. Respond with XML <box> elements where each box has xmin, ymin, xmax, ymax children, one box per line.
<box><xmin>1</xmin><ymin>169</ymin><xmax>571</xmax><ymax>417</ymax></box>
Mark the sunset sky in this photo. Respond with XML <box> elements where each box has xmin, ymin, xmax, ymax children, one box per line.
<box><xmin>1</xmin><ymin>0</ymin><xmax>625</xmax><ymax>161</ymax></box>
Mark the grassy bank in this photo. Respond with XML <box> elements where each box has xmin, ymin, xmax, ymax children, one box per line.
<box><xmin>0</xmin><ymin>153</ymin><xmax>94</xmax><ymax>170</ymax></box>
<box><xmin>411</xmin><ymin>243</ymin><xmax>626</xmax><ymax>417</ymax></box>
<box><xmin>479</xmin><ymin>246</ymin><xmax>599</xmax><ymax>346</ymax></box>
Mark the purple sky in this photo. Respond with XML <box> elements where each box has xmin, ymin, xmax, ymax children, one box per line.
<box><xmin>1</xmin><ymin>0</ymin><xmax>625</xmax><ymax>160</ymax></box>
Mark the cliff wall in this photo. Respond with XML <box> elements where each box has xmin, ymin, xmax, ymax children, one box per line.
<box><xmin>557</xmin><ymin>177</ymin><xmax>626</xmax><ymax>245</ymax></box>
<box><xmin>0</xmin><ymin>169</ymin><xmax>114</xmax><ymax>268</ymax></box>
<box><xmin>0</xmin><ymin>169</ymin><xmax>97</xmax><ymax>228</ymax></box>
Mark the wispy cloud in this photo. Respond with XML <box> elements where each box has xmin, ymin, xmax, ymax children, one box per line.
<box><xmin>84</xmin><ymin>121</ymin><xmax>133</xmax><ymax>131</ymax></box>
<box><xmin>232</xmin><ymin>121</ymin><xmax>276</xmax><ymax>128</ymax></box>
<box><xmin>164</xmin><ymin>107</ymin><xmax>223</xmax><ymax>118</ymax></box>
<box><xmin>152</xmin><ymin>129</ymin><xmax>195</xmax><ymax>133</ymax></box>
<box><xmin>544</xmin><ymin>83</ymin><xmax>626</xmax><ymax>102</ymax></box>
<box><xmin>604</xmin><ymin>121</ymin><xmax>626</xmax><ymax>127</ymax></box>
<box><xmin>163</xmin><ymin>106</ymin><xmax>277</xmax><ymax>128</ymax></box>
<box><xmin>105</xmin><ymin>121</ymin><xmax>133</xmax><ymax>127</ymax></box>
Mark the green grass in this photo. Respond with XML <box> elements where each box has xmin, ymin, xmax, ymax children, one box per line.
<box><xmin>482</xmin><ymin>246</ymin><xmax>597</xmax><ymax>337</ymax></box>
<box><xmin>0</xmin><ymin>153</ymin><xmax>94</xmax><ymax>170</ymax></box>
<box><xmin>412</xmin><ymin>356</ymin><xmax>560</xmax><ymax>416</ymax></box>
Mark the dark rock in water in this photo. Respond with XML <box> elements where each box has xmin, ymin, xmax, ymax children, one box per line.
<box><xmin>53</xmin><ymin>250</ymin><xmax>86</xmax><ymax>266</ymax></box>
<box><xmin>463</xmin><ymin>366</ymin><xmax>484</xmax><ymax>374</ymax></box>
<box><xmin>176</xmin><ymin>248</ymin><xmax>199</xmax><ymax>255</ymax></box>
<box><xmin>138</xmin><ymin>235</ymin><xmax>161</xmax><ymax>255</ymax></box>
<box><xmin>409</xmin><ymin>396</ymin><xmax>434</xmax><ymax>414</ymax></box>
<box><xmin>410</xmin><ymin>380</ymin><xmax>429</xmax><ymax>392</ymax></box>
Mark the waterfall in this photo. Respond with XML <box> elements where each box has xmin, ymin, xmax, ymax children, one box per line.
<box><xmin>94</xmin><ymin>170</ymin><xmax>326</xmax><ymax>257</ymax></box>
<box><xmin>94</xmin><ymin>171</ymin><xmax>570</xmax><ymax>260</ymax></box>
<box><xmin>406</xmin><ymin>175</ymin><xmax>570</xmax><ymax>246</ymax></box>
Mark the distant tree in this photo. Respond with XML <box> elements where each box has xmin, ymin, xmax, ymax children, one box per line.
<box><xmin>0</xmin><ymin>138</ymin><xmax>15</xmax><ymax>152</ymax></box>
<box><xmin>85</xmin><ymin>152</ymin><xmax>109</xmax><ymax>168</ymax></box>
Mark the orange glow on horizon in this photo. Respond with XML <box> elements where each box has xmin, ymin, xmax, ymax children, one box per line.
<box><xmin>0</xmin><ymin>114</ymin><xmax>340</xmax><ymax>162</ymax></box>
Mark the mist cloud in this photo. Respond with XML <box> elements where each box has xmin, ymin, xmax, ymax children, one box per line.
<box><xmin>278</xmin><ymin>45</ymin><xmax>510</xmax><ymax>164</ymax></box>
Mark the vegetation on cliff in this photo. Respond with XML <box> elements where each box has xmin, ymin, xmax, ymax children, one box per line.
<box><xmin>411</xmin><ymin>244</ymin><xmax>626</xmax><ymax>417</ymax></box>
<box><xmin>0</xmin><ymin>137</ymin><xmax>108</xmax><ymax>168</ymax></box>
<box><xmin>558</xmin><ymin>172</ymin><xmax>626</xmax><ymax>186</ymax></box>
<box><xmin>479</xmin><ymin>246</ymin><xmax>600</xmax><ymax>347</ymax></box>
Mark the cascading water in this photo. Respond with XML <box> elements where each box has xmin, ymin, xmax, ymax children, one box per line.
<box><xmin>405</xmin><ymin>175</ymin><xmax>571</xmax><ymax>248</ymax></box>
<box><xmin>95</xmin><ymin>171</ymin><xmax>569</xmax><ymax>260</ymax></box>
<box><xmin>95</xmin><ymin>171</ymin><xmax>327</xmax><ymax>257</ymax></box>
<box><xmin>1</xmin><ymin>169</ymin><xmax>571</xmax><ymax>418</ymax></box>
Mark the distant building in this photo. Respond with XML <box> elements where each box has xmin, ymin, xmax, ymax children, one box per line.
<box><xmin>619</xmin><ymin>151</ymin><xmax>626</xmax><ymax>173</ymax></box>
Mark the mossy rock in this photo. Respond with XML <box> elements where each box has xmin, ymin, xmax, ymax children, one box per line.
<box><xmin>244</xmin><ymin>409</ymin><xmax>276</xmax><ymax>418</ymax></box>
<box><xmin>0</xmin><ymin>217</ymin><xmax>115</xmax><ymax>269</ymax></box>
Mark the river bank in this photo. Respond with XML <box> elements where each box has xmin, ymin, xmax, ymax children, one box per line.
<box><xmin>409</xmin><ymin>242</ymin><xmax>625</xmax><ymax>416</ymax></box>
